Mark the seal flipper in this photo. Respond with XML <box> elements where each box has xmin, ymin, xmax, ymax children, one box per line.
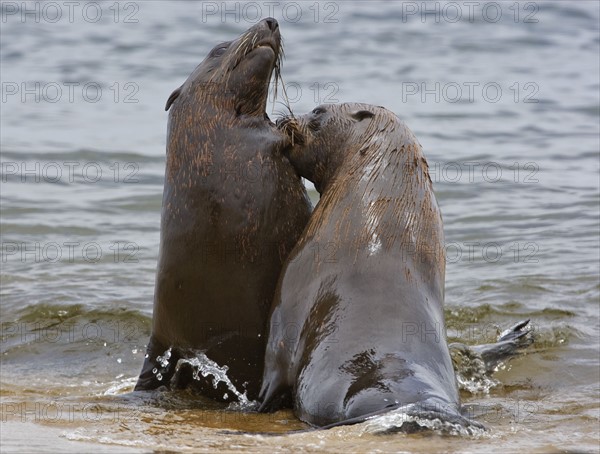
<box><xmin>450</xmin><ymin>319</ymin><xmax>533</xmax><ymax>375</ymax></box>
<box><xmin>258</xmin><ymin>373</ymin><xmax>293</xmax><ymax>412</ymax></box>
<box><xmin>134</xmin><ymin>335</ymin><xmax>180</xmax><ymax>391</ymax></box>
<box><xmin>495</xmin><ymin>319</ymin><xmax>532</xmax><ymax>344</ymax></box>
<box><xmin>165</xmin><ymin>86</ymin><xmax>183</xmax><ymax>111</ymax></box>
<box><xmin>473</xmin><ymin>318</ymin><xmax>533</xmax><ymax>373</ymax></box>
<box><xmin>221</xmin><ymin>402</ymin><xmax>486</xmax><ymax>436</ymax></box>
<box><xmin>316</xmin><ymin>401</ymin><xmax>486</xmax><ymax>433</ymax></box>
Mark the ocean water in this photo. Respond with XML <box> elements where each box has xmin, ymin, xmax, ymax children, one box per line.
<box><xmin>1</xmin><ymin>1</ymin><xmax>599</xmax><ymax>452</ymax></box>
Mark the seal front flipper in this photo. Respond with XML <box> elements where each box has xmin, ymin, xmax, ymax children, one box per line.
<box><xmin>316</xmin><ymin>400</ymin><xmax>486</xmax><ymax>433</ymax></box>
<box><xmin>258</xmin><ymin>373</ymin><xmax>292</xmax><ymax>412</ymax></box>
<box><xmin>134</xmin><ymin>335</ymin><xmax>181</xmax><ymax>391</ymax></box>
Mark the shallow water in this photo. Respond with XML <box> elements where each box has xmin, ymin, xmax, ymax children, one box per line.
<box><xmin>1</xmin><ymin>1</ymin><xmax>599</xmax><ymax>452</ymax></box>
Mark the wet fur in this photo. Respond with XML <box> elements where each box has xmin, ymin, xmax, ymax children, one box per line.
<box><xmin>135</xmin><ymin>19</ymin><xmax>312</xmax><ymax>402</ymax></box>
<box><xmin>259</xmin><ymin>103</ymin><xmax>482</xmax><ymax>430</ymax></box>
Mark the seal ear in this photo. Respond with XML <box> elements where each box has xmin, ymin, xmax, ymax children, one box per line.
<box><xmin>350</xmin><ymin>110</ymin><xmax>375</xmax><ymax>122</ymax></box>
<box><xmin>165</xmin><ymin>86</ymin><xmax>183</xmax><ymax>111</ymax></box>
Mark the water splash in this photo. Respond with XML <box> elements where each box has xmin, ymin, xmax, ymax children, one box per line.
<box><xmin>147</xmin><ymin>347</ymin><xmax>173</xmax><ymax>383</ymax></box>
<box><xmin>358</xmin><ymin>404</ymin><xmax>488</xmax><ymax>437</ymax></box>
<box><xmin>145</xmin><ymin>348</ymin><xmax>257</xmax><ymax>408</ymax></box>
<box><xmin>174</xmin><ymin>352</ymin><xmax>257</xmax><ymax>410</ymax></box>
<box><xmin>450</xmin><ymin>344</ymin><xmax>500</xmax><ymax>394</ymax></box>
<box><xmin>103</xmin><ymin>377</ymin><xmax>138</xmax><ymax>395</ymax></box>
<box><xmin>156</xmin><ymin>348</ymin><xmax>172</xmax><ymax>368</ymax></box>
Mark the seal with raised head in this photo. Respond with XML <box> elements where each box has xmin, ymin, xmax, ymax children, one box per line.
<box><xmin>259</xmin><ymin>103</ymin><xmax>482</xmax><ymax>430</ymax></box>
<box><xmin>135</xmin><ymin>18</ymin><xmax>312</xmax><ymax>402</ymax></box>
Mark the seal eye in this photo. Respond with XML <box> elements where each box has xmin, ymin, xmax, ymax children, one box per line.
<box><xmin>312</xmin><ymin>107</ymin><xmax>326</xmax><ymax>115</ymax></box>
<box><xmin>212</xmin><ymin>45</ymin><xmax>228</xmax><ymax>57</ymax></box>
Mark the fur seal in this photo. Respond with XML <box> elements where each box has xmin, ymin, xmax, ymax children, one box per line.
<box><xmin>135</xmin><ymin>18</ymin><xmax>312</xmax><ymax>402</ymax></box>
<box><xmin>258</xmin><ymin>103</ymin><xmax>482</xmax><ymax>430</ymax></box>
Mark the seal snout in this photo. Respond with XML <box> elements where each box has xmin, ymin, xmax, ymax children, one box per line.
<box><xmin>276</xmin><ymin>116</ymin><xmax>306</xmax><ymax>145</ymax></box>
<box><xmin>247</xmin><ymin>18</ymin><xmax>280</xmax><ymax>56</ymax></box>
<box><xmin>264</xmin><ymin>17</ymin><xmax>278</xmax><ymax>32</ymax></box>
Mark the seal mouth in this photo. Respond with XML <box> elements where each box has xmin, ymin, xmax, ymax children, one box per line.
<box><xmin>277</xmin><ymin>116</ymin><xmax>307</xmax><ymax>146</ymax></box>
<box><xmin>250</xmin><ymin>38</ymin><xmax>278</xmax><ymax>55</ymax></box>
<box><xmin>230</xmin><ymin>33</ymin><xmax>280</xmax><ymax>72</ymax></box>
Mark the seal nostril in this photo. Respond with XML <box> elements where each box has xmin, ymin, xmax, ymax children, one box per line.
<box><xmin>265</xmin><ymin>17</ymin><xmax>278</xmax><ymax>31</ymax></box>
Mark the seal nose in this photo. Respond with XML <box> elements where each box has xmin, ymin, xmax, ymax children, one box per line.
<box><xmin>265</xmin><ymin>17</ymin><xmax>278</xmax><ymax>32</ymax></box>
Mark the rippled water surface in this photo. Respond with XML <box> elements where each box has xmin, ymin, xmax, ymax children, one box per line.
<box><xmin>1</xmin><ymin>1</ymin><xmax>599</xmax><ymax>452</ymax></box>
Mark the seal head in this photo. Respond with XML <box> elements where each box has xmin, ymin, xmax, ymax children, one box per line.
<box><xmin>165</xmin><ymin>17</ymin><xmax>281</xmax><ymax>116</ymax></box>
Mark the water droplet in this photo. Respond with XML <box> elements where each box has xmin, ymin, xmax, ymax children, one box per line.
<box><xmin>156</xmin><ymin>348</ymin><xmax>172</xmax><ymax>368</ymax></box>
<box><xmin>156</xmin><ymin>373</ymin><xmax>162</xmax><ymax>381</ymax></box>
<box><xmin>152</xmin><ymin>368</ymin><xmax>157</xmax><ymax>374</ymax></box>
<box><xmin>117</xmin><ymin>358</ymin><xmax>122</xmax><ymax>364</ymax></box>
<box><xmin>174</xmin><ymin>353</ymin><xmax>250</xmax><ymax>405</ymax></box>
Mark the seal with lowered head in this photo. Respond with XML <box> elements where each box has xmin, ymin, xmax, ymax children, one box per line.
<box><xmin>135</xmin><ymin>18</ymin><xmax>312</xmax><ymax>403</ymax></box>
<box><xmin>258</xmin><ymin>103</ymin><xmax>484</xmax><ymax>430</ymax></box>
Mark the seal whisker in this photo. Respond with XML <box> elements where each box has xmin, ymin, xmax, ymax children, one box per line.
<box><xmin>276</xmin><ymin>71</ymin><xmax>294</xmax><ymax>117</ymax></box>
<box><xmin>276</xmin><ymin>116</ymin><xmax>305</xmax><ymax>146</ymax></box>
<box><xmin>273</xmin><ymin>107</ymin><xmax>292</xmax><ymax>119</ymax></box>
